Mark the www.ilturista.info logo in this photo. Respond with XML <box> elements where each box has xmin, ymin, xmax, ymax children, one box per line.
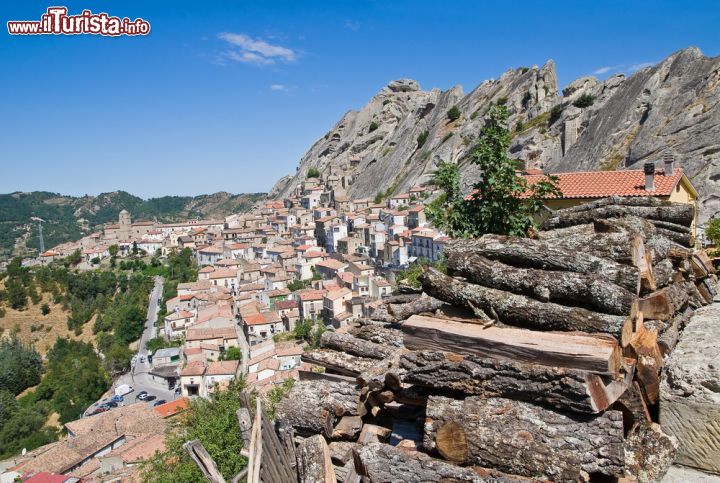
<box><xmin>7</xmin><ymin>7</ymin><xmax>150</xmax><ymax>36</ymax></box>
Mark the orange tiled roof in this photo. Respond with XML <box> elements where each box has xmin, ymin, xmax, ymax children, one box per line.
<box><xmin>153</xmin><ymin>398</ymin><xmax>190</xmax><ymax>418</ymax></box>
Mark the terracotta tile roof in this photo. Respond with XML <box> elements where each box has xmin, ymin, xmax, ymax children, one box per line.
<box><xmin>325</xmin><ymin>287</ymin><xmax>352</xmax><ymax>300</ymax></box>
<box><xmin>275</xmin><ymin>299</ymin><xmax>299</xmax><ymax>310</ymax></box>
<box><xmin>153</xmin><ymin>398</ymin><xmax>190</xmax><ymax>418</ymax></box>
<box><xmin>315</xmin><ymin>259</ymin><xmax>347</xmax><ymax>270</ymax></box>
<box><xmin>180</xmin><ymin>360</ymin><xmax>206</xmax><ymax>376</ymax></box>
<box><xmin>243</xmin><ymin>312</ymin><xmax>269</xmax><ymax>326</ymax></box>
<box><xmin>523</xmin><ymin>168</ymin><xmax>685</xmax><ymax>199</ymax></box>
<box><xmin>207</xmin><ymin>360</ymin><xmax>239</xmax><ymax>375</ymax></box>
<box><xmin>185</xmin><ymin>327</ymin><xmax>237</xmax><ymax>341</ymax></box>
<box><xmin>299</xmin><ymin>290</ymin><xmax>326</xmax><ymax>301</ymax></box>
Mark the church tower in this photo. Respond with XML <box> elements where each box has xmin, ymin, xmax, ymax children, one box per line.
<box><xmin>118</xmin><ymin>209</ymin><xmax>131</xmax><ymax>240</ymax></box>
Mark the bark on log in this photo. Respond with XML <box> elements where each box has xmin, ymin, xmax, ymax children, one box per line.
<box><xmin>275</xmin><ymin>381</ymin><xmax>359</xmax><ymax>437</ymax></box>
<box><xmin>302</xmin><ymin>349</ymin><xmax>377</xmax><ymax>376</ymax></box>
<box><xmin>538</xmin><ymin>230</ymin><xmax>647</xmax><ymax>265</ymax></box>
<box><xmin>320</xmin><ymin>331</ymin><xmax>395</xmax><ymax>360</ymax></box>
<box><xmin>650</xmin><ymin>219</ymin><xmax>692</xmax><ymax>234</ymax></box>
<box><xmin>647</xmin><ymin>236</ymin><xmax>692</xmax><ymax>261</ymax></box>
<box><xmin>297</xmin><ymin>434</ymin><xmax>335</xmax><ymax>483</ymax></box>
<box><xmin>655</xmin><ymin>227</ymin><xmax>695</xmax><ymax>247</ymax></box>
<box><xmin>424</xmin><ymin>396</ymin><xmax>625</xmax><ymax>481</ymax></box>
<box><xmin>541</xmin><ymin>203</ymin><xmax>694</xmax><ymax>230</ymax></box>
<box><xmin>447</xmin><ymin>252</ymin><xmax>634</xmax><ymax>315</ymax></box>
<box><xmin>614</xmin><ymin>381</ymin><xmax>652</xmax><ymax>429</ymax></box>
<box><xmin>348</xmin><ymin>324</ymin><xmax>404</xmax><ymax>348</ymax></box>
<box><xmin>355</xmin><ymin>442</ymin><xmax>522</xmax><ymax>483</ymax></box>
<box><xmin>653</xmin><ymin>258</ymin><xmax>675</xmax><ymax>289</ymax></box>
<box><xmin>626</xmin><ymin>323</ymin><xmax>664</xmax><ymax>406</ymax></box>
<box><xmin>402</xmin><ymin>315</ymin><xmax>622</xmax><ymax>375</ymax></box>
<box><xmin>332</xmin><ymin>415</ymin><xmax>363</xmax><ymax>440</ymax></box>
<box><xmin>592</xmin><ymin>216</ymin><xmax>657</xmax><ymax>239</ymax></box>
<box><xmin>549</xmin><ymin>196</ymin><xmax>672</xmax><ymax>213</ymax></box>
<box><xmin>421</xmin><ymin>267</ymin><xmax>626</xmax><ymax>334</ymax></box>
<box><xmin>446</xmin><ymin>235</ymin><xmax>640</xmax><ymax>293</ymax></box>
<box><xmin>388</xmin><ymin>296</ymin><xmax>446</xmax><ymax>322</ymax></box>
<box><xmin>400</xmin><ymin>351</ymin><xmax>633</xmax><ymax>414</ymax></box>
<box><xmin>624</xmin><ymin>423</ymin><xmax>678</xmax><ymax>483</ymax></box>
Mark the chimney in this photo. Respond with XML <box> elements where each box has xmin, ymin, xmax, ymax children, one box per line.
<box><xmin>644</xmin><ymin>162</ymin><xmax>656</xmax><ymax>191</ymax></box>
<box><xmin>663</xmin><ymin>151</ymin><xmax>675</xmax><ymax>174</ymax></box>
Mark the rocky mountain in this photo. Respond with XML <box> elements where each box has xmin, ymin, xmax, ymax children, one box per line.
<box><xmin>0</xmin><ymin>190</ymin><xmax>265</xmax><ymax>259</ymax></box>
<box><xmin>270</xmin><ymin>47</ymin><xmax>720</xmax><ymax>227</ymax></box>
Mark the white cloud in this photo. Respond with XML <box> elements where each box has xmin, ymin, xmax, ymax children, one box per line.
<box><xmin>344</xmin><ymin>20</ymin><xmax>360</xmax><ymax>31</ymax></box>
<box><xmin>593</xmin><ymin>65</ymin><xmax>619</xmax><ymax>75</ymax></box>
<box><xmin>218</xmin><ymin>32</ymin><xmax>297</xmax><ymax>65</ymax></box>
<box><xmin>593</xmin><ymin>61</ymin><xmax>655</xmax><ymax>76</ymax></box>
<box><xmin>270</xmin><ymin>84</ymin><xmax>289</xmax><ymax>92</ymax></box>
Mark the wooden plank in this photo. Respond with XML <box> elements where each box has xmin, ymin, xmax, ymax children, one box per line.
<box><xmin>402</xmin><ymin>315</ymin><xmax>621</xmax><ymax>375</ymax></box>
<box><xmin>184</xmin><ymin>440</ymin><xmax>226</xmax><ymax>483</ymax></box>
<box><xmin>298</xmin><ymin>369</ymin><xmax>357</xmax><ymax>384</ymax></box>
<box><xmin>247</xmin><ymin>399</ymin><xmax>262</xmax><ymax>483</ymax></box>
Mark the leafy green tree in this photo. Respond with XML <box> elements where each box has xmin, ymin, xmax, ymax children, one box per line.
<box><xmin>573</xmin><ymin>93</ymin><xmax>595</xmax><ymax>108</ymax></box>
<box><xmin>432</xmin><ymin>105</ymin><xmax>561</xmax><ymax>237</ymax></box>
<box><xmin>6</xmin><ymin>278</ymin><xmax>27</xmax><ymax>310</ymax></box>
<box><xmin>65</xmin><ymin>249</ymin><xmax>82</xmax><ymax>266</ymax></box>
<box><xmin>221</xmin><ymin>346</ymin><xmax>241</xmax><ymax>361</ymax></box>
<box><xmin>146</xmin><ymin>337</ymin><xmax>171</xmax><ymax>353</ymax></box>
<box><xmin>108</xmin><ymin>244</ymin><xmax>119</xmax><ymax>257</ymax></box>
<box><xmin>307</xmin><ymin>167</ymin><xmax>320</xmax><ymax>179</ymax></box>
<box><xmin>41</xmin><ymin>303</ymin><xmax>50</xmax><ymax>315</ymax></box>
<box><xmin>705</xmin><ymin>219</ymin><xmax>720</xmax><ymax>255</ymax></box>
<box><xmin>0</xmin><ymin>337</ymin><xmax>42</xmax><ymax>395</ymax></box>
<box><xmin>0</xmin><ymin>389</ymin><xmax>18</xmax><ymax>427</ymax></box>
<box><xmin>142</xmin><ymin>379</ymin><xmax>248</xmax><ymax>482</ymax></box>
<box><xmin>425</xmin><ymin>162</ymin><xmax>469</xmax><ymax>236</ymax></box>
<box><xmin>0</xmin><ymin>402</ymin><xmax>56</xmax><ymax>459</ymax></box>
<box><xmin>447</xmin><ymin>105</ymin><xmax>461</xmax><ymax>121</ymax></box>
<box><xmin>132</xmin><ymin>241</ymin><xmax>139</xmax><ymax>255</ymax></box>
<box><xmin>368</xmin><ymin>121</ymin><xmax>379</xmax><ymax>132</ymax></box>
<box><xmin>91</xmin><ymin>257</ymin><xmax>101</xmax><ymax>265</ymax></box>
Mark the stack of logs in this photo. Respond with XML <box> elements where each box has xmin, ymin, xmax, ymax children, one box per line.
<box><xmin>271</xmin><ymin>197</ymin><xmax>717</xmax><ymax>482</ymax></box>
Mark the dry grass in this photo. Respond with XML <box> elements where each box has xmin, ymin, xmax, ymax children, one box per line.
<box><xmin>0</xmin><ymin>282</ymin><xmax>95</xmax><ymax>354</ymax></box>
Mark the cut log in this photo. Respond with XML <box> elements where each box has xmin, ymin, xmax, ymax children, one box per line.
<box><xmin>302</xmin><ymin>349</ymin><xmax>377</xmax><ymax>376</ymax></box>
<box><xmin>614</xmin><ymin>381</ymin><xmax>651</xmax><ymax>430</ymax></box>
<box><xmin>623</xmin><ymin>423</ymin><xmax>678</xmax><ymax>482</ymax></box>
<box><xmin>538</xmin><ymin>230</ymin><xmax>648</xmax><ymax>266</ymax></box>
<box><xmin>541</xmin><ymin>203</ymin><xmax>694</xmax><ymax>230</ymax></box>
<box><xmin>655</xmin><ymin>226</ymin><xmax>695</xmax><ymax>247</ymax></box>
<box><xmin>650</xmin><ymin>219</ymin><xmax>692</xmax><ymax>235</ymax></box>
<box><xmin>298</xmin><ymin>369</ymin><xmax>357</xmax><ymax>385</ymax></box>
<box><xmin>328</xmin><ymin>441</ymin><xmax>355</xmax><ymax>466</ymax></box>
<box><xmin>355</xmin><ymin>423</ymin><xmax>391</xmax><ymax>445</ymax></box>
<box><xmin>297</xmin><ymin>434</ymin><xmax>335</xmax><ymax>483</ymax></box>
<box><xmin>387</xmin><ymin>296</ymin><xmax>446</xmax><ymax>322</ymax></box>
<box><xmin>425</xmin><ymin>396</ymin><xmax>625</xmax><ymax>481</ymax></box>
<box><xmin>320</xmin><ymin>331</ymin><xmax>395</xmax><ymax>360</ymax></box>
<box><xmin>355</xmin><ymin>442</ymin><xmax>523</xmax><ymax>482</ymax></box>
<box><xmin>652</xmin><ymin>258</ymin><xmax>675</xmax><ymax>289</ymax></box>
<box><xmin>348</xmin><ymin>324</ymin><xmax>404</xmax><ymax>347</ymax></box>
<box><xmin>275</xmin><ymin>381</ymin><xmax>359</xmax><ymax>437</ymax></box>
<box><xmin>638</xmin><ymin>283</ymin><xmax>690</xmax><ymax>321</ymax></box>
<box><xmin>402</xmin><ymin>315</ymin><xmax>622</xmax><ymax>375</ymax></box>
<box><xmin>593</xmin><ymin>216</ymin><xmax>657</xmax><ymax>239</ymax></box>
<box><xmin>400</xmin><ymin>351</ymin><xmax>633</xmax><ymax>414</ymax></box>
<box><xmin>447</xmin><ymin>252</ymin><xmax>635</xmax><ymax>315</ymax></box>
<box><xmin>626</xmin><ymin>323</ymin><xmax>664</xmax><ymax>406</ymax></box>
<box><xmin>657</xmin><ymin>311</ymin><xmax>689</xmax><ymax>355</ymax></box>
<box><xmin>446</xmin><ymin>235</ymin><xmax>641</xmax><ymax>293</ymax></box>
<box><xmin>421</xmin><ymin>267</ymin><xmax>626</xmax><ymax>334</ymax></box>
<box><xmin>332</xmin><ymin>415</ymin><xmax>363</xmax><ymax>440</ymax></box>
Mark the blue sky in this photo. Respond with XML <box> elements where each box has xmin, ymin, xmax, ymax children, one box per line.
<box><xmin>1</xmin><ymin>1</ymin><xmax>718</xmax><ymax>198</ymax></box>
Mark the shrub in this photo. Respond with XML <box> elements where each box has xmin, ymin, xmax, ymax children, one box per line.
<box><xmin>40</xmin><ymin>303</ymin><xmax>50</xmax><ymax>316</ymax></box>
<box><xmin>417</xmin><ymin>130</ymin><xmax>429</xmax><ymax>148</ymax></box>
<box><xmin>549</xmin><ymin>102</ymin><xmax>567</xmax><ymax>124</ymax></box>
<box><xmin>368</xmin><ymin>121</ymin><xmax>379</xmax><ymax>133</ymax></box>
<box><xmin>373</xmin><ymin>192</ymin><xmax>384</xmax><ymax>204</ymax></box>
<box><xmin>470</xmin><ymin>111</ymin><xmax>479</xmax><ymax>120</ymax></box>
<box><xmin>497</xmin><ymin>96</ymin><xmax>508</xmax><ymax>105</ymax></box>
<box><xmin>447</xmin><ymin>106</ymin><xmax>461</xmax><ymax>122</ymax></box>
<box><xmin>573</xmin><ymin>93</ymin><xmax>595</xmax><ymax>108</ymax></box>
<box><xmin>306</xmin><ymin>167</ymin><xmax>320</xmax><ymax>179</ymax></box>
<box><xmin>91</xmin><ymin>257</ymin><xmax>101</xmax><ymax>265</ymax></box>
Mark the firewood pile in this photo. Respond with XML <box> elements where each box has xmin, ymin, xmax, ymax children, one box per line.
<box><xmin>258</xmin><ymin>198</ymin><xmax>717</xmax><ymax>482</ymax></box>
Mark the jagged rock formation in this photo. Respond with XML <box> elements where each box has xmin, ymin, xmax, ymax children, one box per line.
<box><xmin>269</xmin><ymin>47</ymin><xmax>720</xmax><ymax>226</ymax></box>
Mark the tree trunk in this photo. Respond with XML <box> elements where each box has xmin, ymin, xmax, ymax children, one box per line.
<box><xmin>320</xmin><ymin>331</ymin><xmax>396</xmax><ymax>360</ymax></box>
<box><xmin>421</xmin><ymin>268</ymin><xmax>626</xmax><ymax>334</ymax></box>
<box><xmin>424</xmin><ymin>395</ymin><xmax>625</xmax><ymax>481</ymax></box>
<box><xmin>400</xmin><ymin>351</ymin><xmax>633</xmax><ymax>414</ymax></box>
<box><xmin>541</xmin><ymin>203</ymin><xmax>694</xmax><ymax>230</ymax></box>
<box><xmin>653</xmin><ymin>258</ymin><xmax>676</xmax><ymax>289</ymax></box>
<box><xmin>387</xmin><ymin>296</ymin><xmax>446</xmax><ymax>322</ymax></box>
<box><xmin>354</xmin><ymin>442</ymin><xmax>532</xmax><ymax>483</ymax></box>
<box><xmin>655</xmin><ymin>227</ymin><xmax>695</xmax><ymax>247</ymax></box>
<box><xmin>446</xmin><ymin>235</ymin><xmax>640</xmax><ymax>293</ymax></box>
<box><xmin>447</xmin><ymin>252</ymin><xmax>634</xmax><ymax>315</ymax></box>
<box><xmin>401</xmin><ymin>315</ymin><xmax>622</xmax><ymax>375</ymax></box>
<box><xmin>538</xmin><ymin>230</ymin><xmax>646</xmax><ymax>265</ymax></box>
<box><xmin>302</xmin><ymin>349</ymin><xmax>377</xmax><ymax>376</ymax></box>
<box><xmin>624</xmin><ymin>423</ymin><xmax>678</xmax><ymax>482</ymax></box>
<box><xmin>639</xmin><ymin>282</ymin><xmax>690</xmax><ymax>321</ymax></box>
<box><xmin>348</xmin><ymin>324</ymin><xmax>404</xmax><ymax>348</ymax></box>
<box><xmin>275</xmin><ymin>381</ymin><xmax>359</xmax><ymax>437</ymax></box>
<box><xmin>297</xmin><ymin>434</ymin><xmax>335</xmax><ymax>483</ymax></box>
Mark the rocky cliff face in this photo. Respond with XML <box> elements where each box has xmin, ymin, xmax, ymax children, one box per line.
<box><xmin>269</xmin><ymin>47</ymin><xmax>720</xmax><ymax>226</ymax></box>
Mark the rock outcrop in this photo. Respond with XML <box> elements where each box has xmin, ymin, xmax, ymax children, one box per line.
<box><xmin>269</xmin><ymin>47</ymin><xmax>720</xmax><ymax>226</ymax></box>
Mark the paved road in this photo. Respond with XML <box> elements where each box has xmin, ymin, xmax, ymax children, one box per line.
<box><xmin>85</xmin><ymin>276</ymin><xmax>178</xmax><ymax>415</ymax></box>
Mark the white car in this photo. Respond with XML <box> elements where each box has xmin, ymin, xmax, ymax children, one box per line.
<box><xmin>115</xmin><ymin>384</ymin><xmax>133</xmax><ymax>396</ymax></box>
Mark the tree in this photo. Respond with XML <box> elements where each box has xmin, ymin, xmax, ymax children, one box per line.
<box><xmin>142</xmin><ymin>379</ymin><xmax>248</xmax><ymax>482</ymax></box>
<box><xmin>705</xmin><ymin>219</ymin><xmax>720</xmax><ymax>255</ymax></box>
<box><xmin>108</xmin><ymin>244</ymin><xmax>119</xmax><ymax>257</ymax></box>
<box><xmin>221</xmin><ymin>346</ymin><xmax>241</xmax><ymax>361</ymax></box>
<box><xmin>0</xmin><ymin>337</ymin><xmax>43</xmax><ymax>395</ymax></box>
<box><xmin>91</xmin><ymin>257</ymin><xmax>101</xmax><ymax>265</ymax></box>
<box><xmin>573</xmin><ymin>93</ymin><xmax>595</xmax><ymax>108</ymax></box>
<box><xmin>447</xmin><ymin>105</ymin><xmax>461</xmax><ymax>122</ymax></box>
<box><xmin>307</xmin><ymin>167</ymin><xmax>320</xmax><ymax>179</ymax></box>
<box><xmin>428</xmin><ymin>105</ymin><xmax>560</xmax><ymax>238</ymax></box>
<box><xmin>146</xmin><ymin>337</ymin><xmax>171</xmax><ymax>353</ymax></box>
<box><xmin>132</xmin><ymin>241</ymin><xmax>139</xmax><ymax>255</ymax></box>
<box><xmin>368</xmin><ymin>121</ymin><xmax>379</xmax><ymax>132</ymax></box>
<box><xmin>6</xmin><ymin>278</ymin><xmax>27</xmax><ymax>310</ymax></box>
<box><xmin>0</xmin><ymin>389</ymin><xmax>18</xmax><ymax>427</ymax></box>
<box><xmin>41</xmin><ymin>303</ymin><xmax>50</xmax><ymax>315</ymax></box>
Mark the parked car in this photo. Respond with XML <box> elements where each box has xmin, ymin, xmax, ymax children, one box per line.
<box><xmin>144</xmin><ymin>395</ymin><xmax>157</xmax><ymax>402</ymax></box>
<box><xmin>139</xmin><ymin>356</ymin><xmax>145</xmax><ymax>363</ymax></box>
<box><xmin>102</xmin><ymin>401</ymin><xmax>118</xmax><ymax>408</ymax></box>
<box><xmin>110</xmin><ymin>395</ymin><xmax>124</xmax><ymax>403</ymax></box>
<box><xmin>136</xmin><ymin>391</ymin><xmax>149</xmax><ymax>400</ymax></box>
<box><xmin>153</xmin><ymin>400</ymin><xmax>167</xmax><ymax>407</ymax></box>
<box><xmin>90</xmin><ymin>407</ymin><xmax>107</xmax><ymax>415</ymax></box>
